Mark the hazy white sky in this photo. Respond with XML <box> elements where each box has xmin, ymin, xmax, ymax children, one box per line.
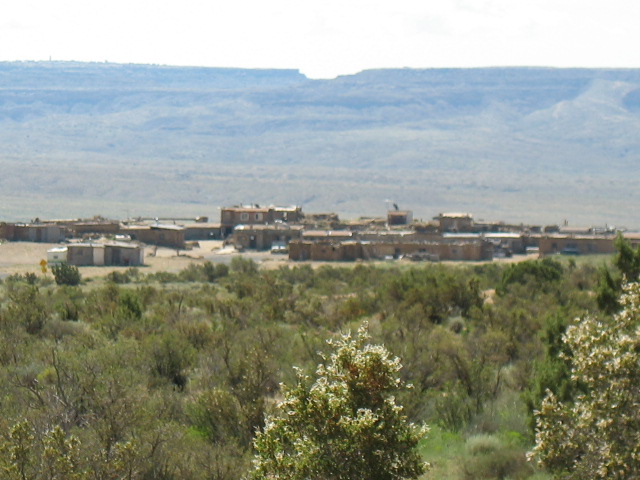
<box><xmin>1</xmin><ymin>0</ymin><xmax>638</xmax><ymax>78</ymax></box>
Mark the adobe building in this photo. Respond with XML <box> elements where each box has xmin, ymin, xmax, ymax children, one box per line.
<box><xmin>300</xmin><ymin>213</ymin><xmax>341</xmax><ymax>230</ymax></box>
<box><xmin>2</xmin><ymin>219</ymin><xmax>118</xmax><ymax>242</ymax></box>
<box><xmin>64</xmin><ymin>243</ymin><xmax>144</xmax><ymax>267</ymax></box>
<box><xmin>624</xmin><ymin>232</ymin><xmax>640</xmax><ymax>249</ymax></box>
<box><xmin>220</xmin><ymin>205</ymin><xmax>303</xmax><ymax>236</ymax></box>
<box><xmin>301</xmin><ymin>230</ymin><xmax>355</xmax><ymax>242</ymax></box>
<box><xmin>387</xmin><ymin>210</ymin><xmax>413</xmax><ymax>226</ymax></box>
<box><xmin>436</xmin><ymin>213</ymin><xmax>474</xmax><ymax>233</ymax></box>
<box><xmin>61</xmin><ymin>220</ymin><xmax>120</xmax><ymax>238</ymax></box>
<box><xmin>183</xmin><ymin>223</ymin><xmax>223</xmax><ymax>241</ymax></box>
<box><xmin>0</xmin><ymin>222</ymin><xmax>15</xmax><ymax>240</ymax></box>
<box><xmin>370</xmin><ymin>239</ymin><xmax>493</xmax><ymax>261</ymax></box>
<box><xmin>358</xmin><ymin>230</ymin><xmax>420</xmax><ymax>243</ymax></box>
<box><xmin>120</xmin><ymin>224</ymin><xmax>186</xmax><ymax>249</ymax></box>
<box><xmin>229</xmin><ymin>224</ymin><xmax>303</xmax><ymax>250</ymax></box>
<box><xmin>537</xmin><ymin>235</ymin><xmax>616</xmax><ymax>256</ymax></box>
<box><xmin>288</xmin><ymin>240</ymin><xmax>368</xmax><ymax>262</ymax></box>
<box><xmin>443</xmin><ymin>232</ymin><xmax>527</xmax><ymax>255</ymax></box>
<box><xmin>289</xmin><ymin>237</ymin><xmax>493</xmax><ymax>262</ymax></box>
<box><xmin>11</xmin><ymin>223</ymin><xmax>66</xmax><ymax>243</ymax></box>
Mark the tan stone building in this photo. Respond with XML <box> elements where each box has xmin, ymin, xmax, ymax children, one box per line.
<box><xmin>437</xmin><ymin>213</ymin><xmax>474</xmax><ymax>233</ymax></box>
<box><xmin>220</xmin><ymin>205</ymin><xmax>303</xmax><ymax>235</ymax></box>
<box><xmin>289</xmin><ymin>237</ymin><xmax>493</xmax><ymax>262</ymax></box>
<box><xmin>61</xmin><ymin>220</ymin><xmax>120</xmax><ymax>238</ymax></box>
<box><xmin>229</xmin><ymin>224</ymin><xmax>303</xmax><ymax>250</ymax></box>
<box><xmin>387</xmin><ymin>210</ymin><xmax>413</xmax><ymax>226</ymax></box>
<box><xmin>1</xmin><ymin>223</ymin><xmax>66</xmax><ymax>242</ymax></box>
<box><xmin>120</xmin><ymin>224</ymin><xmax>186</xmax><ymax>249</ymax></box>
<box><xmin>288</xmin><ymin>240</ymin><xmax>368</xmax><ymax>262</ymax></box>
<box><xmin>184</xmin><ymin>223</ymin><xmax>223</xmax><ymax>240</ymax></box>
<box><xmin>64</xmin><ymin>243</ymin><xmax>144</xmax><ymax>266</ymax></box>
<box><xmin>537</xmin><ymin>235</ymin><xmax>616</xmax><ymax>256</ymax></box>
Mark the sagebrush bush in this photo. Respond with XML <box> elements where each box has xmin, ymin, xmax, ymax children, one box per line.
<box><xmin>463</xmin><ymin>434</ymin><xmax>532</xmax><ymax>479</ymax></box>
<box><xmin>465</xmin><ymin>434</ymin><xmax>502</xmax><ymax>455</ymax></box>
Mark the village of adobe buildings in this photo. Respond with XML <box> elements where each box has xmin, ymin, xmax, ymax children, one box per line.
<box><xmin>1</xmin><ymin>204</ymin><xmax>639</xmax><ymax>279</ymax></box>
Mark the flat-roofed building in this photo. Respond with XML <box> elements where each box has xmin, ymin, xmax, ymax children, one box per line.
<box><xmin>436</xmin><ymin>213</ymin><xmax>474</xmax><ymax>233</ymax></box>
<box><xmin>184</xmin><ymin>223</ymin><xmax>223</xmax><ymax>240</ymax></box>
<box><xmin>64</xmin><ymin>242</ymin><xmax>144</xmax><ymax>266</ymax></box>
<box><xmin>47</xmin><ymin>247</ymin><xmax>68</xmax><ymax>264</ymax></box>
<box><xmin>121</xmin><ymin>224</ymin><xmax>186</xmax><ymax>249</ymax></box>
<box><xmin>537</xmin><ymin>235</ymin><xmax>616</xmax><ymax>256</ymax></box>
<box><xmin>11</xmin><ymin>223</ymin><xmax>66</xmax><ymax>242</ymax></box>
<box><xmin>301</xmin><ymin>230</ymin><xmax>354</xmax><ymax>242</ymax></box>
<box><xmin>229</xmin><ymin>224</ymin><xmax>303</xmax><ymax>250</ymax></box>
<box><xmin>289</xmin><ymin>237</ymin><xmax>493</xmax><ymax>262</ymax></box>
<box><xmin>220</xmin><ymin>205</ymin><xmax>303</xmax><ymax>236</ymax></box>
<box><xmin>387</xmin><ymin>210</ymin><xmax>413</xmax><ymax>226</ymax></box>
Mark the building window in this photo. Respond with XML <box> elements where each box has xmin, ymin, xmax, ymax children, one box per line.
<box><xmin>240</xmin><ymin>213</ymin><xmax>249</xmax><ymax>221</ymax></box>
<box><xmin>255</xmin><ymin>213</ymin><xmax>263</xmax><ymax>221</ymax></box>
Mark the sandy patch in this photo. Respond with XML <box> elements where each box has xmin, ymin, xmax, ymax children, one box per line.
<box><xmin>0</xmin><ymin>240</ymin><xmax>286</xmax><ymax>279</ymax></box>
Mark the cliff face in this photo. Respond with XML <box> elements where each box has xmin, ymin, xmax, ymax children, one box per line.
<box><xmin>1</xmin><ymin>63</ymin><xmax>639</xmax><ymax>227</ymax></box>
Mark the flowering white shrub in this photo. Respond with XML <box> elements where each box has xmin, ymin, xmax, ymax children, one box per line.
<box><xmin>531</xmin><ymin>282</ymin><xmax>640</xmax><ymax>479</ymax></box>
<box><xmin>247</xmin><ymin>324</ymin><xmax>428</xmax><ymax>480</ymax></box>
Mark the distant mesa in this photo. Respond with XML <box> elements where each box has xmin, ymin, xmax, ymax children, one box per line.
<box><xmin>0</xmin><ymin>62</ymin><xmax>639</xmax><ymax>228</ymax></box>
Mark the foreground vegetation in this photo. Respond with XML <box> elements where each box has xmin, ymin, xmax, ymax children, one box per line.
<box><xmin>0</xmin><ymin>252</ymin><xmax>625</xmax><ymax>478</ymax></box>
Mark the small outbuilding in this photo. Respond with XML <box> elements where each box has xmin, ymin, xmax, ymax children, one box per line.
<box><xmin>62</xmin><ymin>243</ymin><xmax>144</xmax><ymax>266</ymax></box>
<box><xmin>47</xmin><ymin>247</ymin><xmax>68</xmax><ymax>264</ymax></box>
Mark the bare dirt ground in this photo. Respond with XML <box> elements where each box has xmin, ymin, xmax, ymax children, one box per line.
<box><xmin>0</xmin><ymin>240</ymin><xmax>538</xmax><ymax>281</ymax></box>
<box><xmin>0</xmin><ymin>240</ymin><xmax>289</xmax><ymax>280</ymax></box>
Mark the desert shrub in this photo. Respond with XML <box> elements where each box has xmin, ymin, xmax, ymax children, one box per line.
<box><xmin>532</xmin><ymin>283</ymin><xmax>640</xmax><ymax>479</ymax></box>
<box><xmin>229</xmin><ymin>256</ymin><xmax>258</xmax><ymax>275</ymax></box>
<box><xmin>147</xmin><ymin>332</ymin><xmax>196</xmax><ymax>390</ymax></box>
<box><xmin>176</xmin><ymin>319</ymin><xmax>215</xmax><ymax>350</ymax></box>
<box><xmin>187</xmin><ymin>388</ymin><xmax>249</xmax><ymax>446</ymax></box>
<box><xmin>5</xmin><ymin>272</ymin><xmax>39</xmax><ymax>285</ymax></box>
<box><xmin>447</xmin><ymin>316</ymin><xmax>466</xmax><ymax>334</ymax></box>
<box><xmin>51</xmin><ymin>263</ymin><xmax>81</xmax><ymax>286</ymax></box>
<box><xmin>462</xmin><ymin>434</ymin><xmax>533</xmax><ymax>480</ymax></box>
<box><xmin>381</xmin><ymin>267</ymin><xmax>483</xmax><ymax>324</ymax></box>
<box><xmin>145</xmin><ymin>271</ymin><xmax>180</xmax><ymax>284</ymax></box>
<box><xmin>466</xmin><ymin>434</ymin><xmax>502</xmax><ymax>455</ymax></box>
<box><xmin>106</xmin><ymin>270</ymin><xmax>132</xmax><ymax>284</ymax></box>
<box><xmin>524</xmin><ymin>312</ymin><xmax>575</xmax><ymax>432</ymax></box>
<box><xmin>179</xmin><ymin>261</ymin><xmax>229</xmax><ymax>282</ymax></box>
<box><xmin>469</xmin><ymin>390</ymin><xmax>530</xmax><ymax>440</ymax></box>
<box><xmin>248</xmin><ymin>324</ymin><xmax>427</xmax><ymax>480</ymax></box>
<box><xmin>5</xmin><ymin>284</ymin><xmax>48</xmax><ymax>334</ymax></box>
<box><xmin>431</xmin><ymin>384</ymin><xmax>475</xmax><ymax>432</ymax></box>
<box><xmin>498</xmin><ymin>258</ymin><xmax>563</xmax><ymax>295</ymax></box>
<box><xmin>55</xmin><ymin>298</ymin><xmax>80</xmax><ymax>321</ymax></box>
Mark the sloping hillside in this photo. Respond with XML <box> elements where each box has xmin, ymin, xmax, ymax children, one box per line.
<box><xmin>1</xmin><ymin>62</ymin><xmax>639</xmax><ymax>227</ymax></box>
